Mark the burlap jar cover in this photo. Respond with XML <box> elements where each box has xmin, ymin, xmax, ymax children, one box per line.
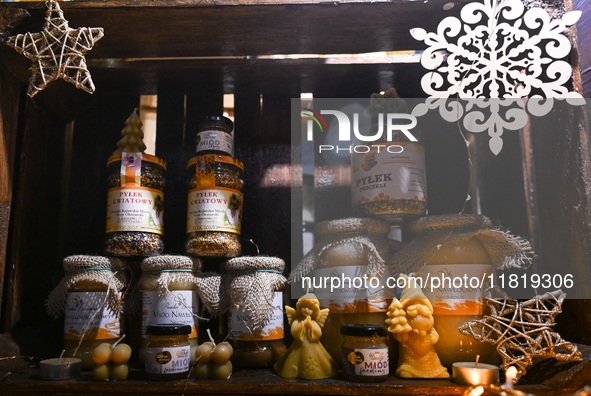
<box><xmin>390</xmin><ymin>214</ymin><xmax>533</xmax><ymax>276</ymax></box>
<box><xmin>220</xmin><ymin>256</ymin><xmax>286</xmax><ymax>331</ymax></box>
<box><xmin>290</xmin><ymin>217</ymin><xmax>391</xmax><ymax>283</ymax></box>
<box><xmin>46</xmin><ymin>255</ymin><xmax>128</xmax><ymax>318</ymax></box>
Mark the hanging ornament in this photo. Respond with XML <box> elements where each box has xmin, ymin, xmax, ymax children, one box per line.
<box><xmin>410</xmin><ymin>0</ymin><xmax>583</xmax><ymax>154</ymax></box>
<box><xmin>6</xmin><ymin>0</ymin><xmax>104</xmax><ymax>97</ymax></box>
<box><xmin>459</xmin><ymin>290</ymin><xmax>582</xmax><ymax>383</ymax></box>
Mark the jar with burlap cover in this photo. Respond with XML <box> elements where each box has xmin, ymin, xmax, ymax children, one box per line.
<box><xmin>140</xmin><ymin>255</ymin><xmax>204</xmax><ymax>364</ymax></box>
<box><xmin>221</xmin><ymin>256</ymin><xmax>286</xmax><ymax>331</ymax></box>
<box><xmin>391</xmin><ymin>214</ymin><xmax>533</xmax><ymax>368</ymax></box>
<box><xmin>290</xmin><ymin>217</ymin><xmax>395</xmax><ymax>363</ymax></box>
<box><xmin>47</xmin><ymin>255</ymin><xmax>128</xmax><ymax>318</ymax></box>
<box><xmin>291</xmin><ymin>217</ymin><xmax>391</xmax><ymax>283</ymax></box>
<box><xmin>391</xmin><ymin>214</ymin><xmax>533</xmax><ymax>276</ymax></box>
<box><xmin>46</xmin><ymin>255</ymin><xmax>128</xmax><ymax>369</ymax></box>
<box><xmin>221</xmin><ymin>256</ymin><xmax>287</xmax><ymax>368</ymax></box>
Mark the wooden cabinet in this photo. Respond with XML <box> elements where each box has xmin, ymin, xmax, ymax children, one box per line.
<box><xmin>1</xmin><ymin>0</ymin><xmax>591</xmax><ymax>394</ymax></box>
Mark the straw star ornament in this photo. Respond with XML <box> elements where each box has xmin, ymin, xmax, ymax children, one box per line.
<box><xmin>7</xmin><ymin>0</ymin><xmax>104</xmax><ymax>97</ymax></box>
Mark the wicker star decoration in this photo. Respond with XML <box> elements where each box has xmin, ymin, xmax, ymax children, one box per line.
<box><xmin>458</xmin><ymin>290</ymin><xmax>582</xmax><ymax>383</ymax></box>
<box><xmin>7</xmin><ymin>0</ymin><xmax>104</xmax><ymax>97</ymax></box>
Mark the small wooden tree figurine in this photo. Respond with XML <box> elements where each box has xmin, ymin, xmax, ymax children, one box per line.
<box><xmin>113</xmin><ymin>108</ymin><xmax>147</xmax><ymax>155</ymax></box>
<box><xmin>386</xmin><ymin>274</ymin><xmax>449</xmax><ymax>378</ymax></box>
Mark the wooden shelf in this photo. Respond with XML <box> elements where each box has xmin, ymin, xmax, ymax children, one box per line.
<box><xmin>0</xmin><ymin>366</ymin><xmax>566</xmax><ymax>396</ymax></box>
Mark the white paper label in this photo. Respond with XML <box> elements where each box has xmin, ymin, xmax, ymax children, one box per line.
<box><xmin>64</xmin><ymin>292</ymin><xmax>122</xmax><ymax>340</ymax></box>
<box><xmin>351</xmin><ymin>142</ymin><xmax>426</xmax><ymax>206</ymax></box>
<box><xmin>343</xmin><ymin>348</ymin><xmax>389</xmax><ymax>376</ymax></box>
<box><xmin>417</xmin><ymin>264</ymin><xmax>494</xmax><ymax>315</ymax></box>
<box><xmin>228</xmin><ymin>292</ymin><xmax>284</xmax><ymax>340</ymax></box>
<box><xmin>142</xmin><ymin>290</ymin><xmax>199</xmax><ymax>338</ymax></box>
<box><xmin>106</xmin><ymin>187</ymin><xmax>164</xmax><ymax>234</ymax></box>
<box><xmin>145</xmin><ymin>346</ymin><xmax>191</xmax><ymax>375</ymax></box>
<box><xmin>196</xmin><ymin>130</ymin><xmax>233</xmax><ymax>155</ymax></box>
<box><xmin>310</xmin><ymin>266</ymin><xmax>395</xmax><ymax>313</ymax></box>
<box><xmin>186</xmin><ymin>188</ymin><xmax>242</xmax><ymax>233</ymax></box>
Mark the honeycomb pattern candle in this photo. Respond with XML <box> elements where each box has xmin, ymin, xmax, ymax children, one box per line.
<box><xmin>385</xmin><ymin>274</ymin><xmax>449</xmax><ymax>379</ymax></box>
<box><xmin>91</xmin><ymin>335</ymin><xmax>132</xmax><ymax>381</ymax></box>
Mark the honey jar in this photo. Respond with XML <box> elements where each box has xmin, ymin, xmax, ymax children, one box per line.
<box><xmin>300</xmin><ymin>218</ymin><xmax>396</xmax><ymax>362</ymax></box>
<box><xmin>145</xmin><ymin>324</ymin><xmax>191</xmax><ymax>380</ymax></box>
<box><xmin>55</xmin><ymin>256</ymin><xmax>127</xmax><ymax>370</ymax></box>
<box><xmin>341</xmin><ymin>324</ymin><xmax>389</xmax><ymax>382</ymax></box>
<box><xmin>139</xmin><ymin>256</ymin><xmax>202</xmax><ymax>364</ymax></box>
<box><xmin>407</xmin><ymin>214</ymin><xmax>500</xmax><ymax>368</ymax></box>
<box><xmin>196</xmin><ymin>115</ymin><xmax>234</xmax><ymax>156</ymax></box>
<box><xmin>223</xmin><ymin>257</ymin><xmax>287</xmax><ymax>368</ymax></box>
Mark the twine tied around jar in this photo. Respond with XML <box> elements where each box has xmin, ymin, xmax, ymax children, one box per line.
<box><xmin>220</xmin><ymin>256</ymin><xmax>286</xmax><ymax>331</ymax></box>
<box><xmin>391</xmin><ymin>214</ymin><xmax>533</xmax><ymax>276</ymax></box>
<box><xmin>46</xmin><ymin>255</ymin><xmax>127</xmax><ymax>319</ymax></box>
<box><xmin>290</xmin><ymin>218</ymin><xmax>391</xmax><ymax>283</ymax></box>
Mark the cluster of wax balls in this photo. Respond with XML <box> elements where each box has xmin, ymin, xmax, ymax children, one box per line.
<box><xmin>92</xmin><ymin>342</ymin><xmax>132</xmax><ymax>381</ymax></box>
<box><xmin>194</xmin><ymin>341</ymin><xmax>233</xmax><ymax>379</ymax></box>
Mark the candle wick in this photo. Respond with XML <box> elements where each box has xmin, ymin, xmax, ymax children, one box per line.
<box><xmin>475</xmin><ymin>354</ymin><xmax>480</xmax><ymax>368</ymax></box>
<box><xmin>59</xmin><ymin>350</ymin><xmax>65</xmax><ymax>359</ymax></box>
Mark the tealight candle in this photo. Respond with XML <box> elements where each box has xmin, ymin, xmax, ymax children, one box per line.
<box><xmin>40</xmin><ymin>357</ymin><xmax>82</xmax><ymax>380</ymax></box>
<box><xmin>453</xmin><ymin>356</ymin><xmax>499</xmax><ymax>386</ymax></box>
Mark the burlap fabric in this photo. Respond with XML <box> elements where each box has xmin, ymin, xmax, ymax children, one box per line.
<box><xmin>46</xmin><ymin>255</ymin><xmax>127</xmax><ymax>319</ymax></box>
<box><xmin>391</xmin><ymin>214</ymin><xmax>533</xmax><ymax>276</ymax></box>
<box><xmin>221</xmin><ymin>256</ymin><xmax>286</xmax><ymax>331</ymax></box>
<box><xmin>290</xmin><ymin>218</ymin><xmax>390</xmax><ymax>283</ymax></box>
<box><xmin>125</xmin><ymin>255</ymin><xmax>203</xmax><ymax>319</ymax></box>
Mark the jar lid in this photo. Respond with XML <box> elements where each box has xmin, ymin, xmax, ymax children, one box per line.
<box><xmin>141</xmin><ymin>255</ymin><xmax>202</xmax><ymax>272</ymax></box>
<box><xmin>407</xmin><ymin>214</ymin><xmax>492</xmax><ymax>234</ymax></box>
<box><xmin>63</xmin><ymin>255</ymin><xmax>127</xmax><ymax>272</ymax></box>
<box><xmin>199</xmin><ymin>116</ymin><xmax>234</xmax><ymax>131</ymax></box>
<box><xmin>341</xmin><ymin>324</ymin><xmax>387</xmax><ymax>337</ymax></box>
<box><xmin>146</xmin><ymin>324</ymin><xmax>192</xmax><ymax>336</ymax></box>
<box><xmin>224</xmin><ymin>256</ymin><xmax>285</xmax><ymax>272</ymax></box>
<box><xmin>187</xmin><ymin>154</ymin><xmax>244</xmax><ymax>171</ymax></box>
<box><xmin>199</xmin><ymin>115</ymin><xmax>234</xmax><ymax>131</ymax></box>
<box><xmin>107</xmin><ymin>152</ymin><xmax>167</xmax><ymax>170</ymax></box>
<box><xmin>314</xmin><ymin>218</ymin><xmax>390</xmax><ymax>237</ymax></box>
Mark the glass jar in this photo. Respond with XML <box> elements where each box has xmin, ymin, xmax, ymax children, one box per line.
<box><xmin>186</xmin><ymin>155</ymin><xmax>244</xmax><ymax>258</ymax></box>
<box><xmin>61</xmin><ymin>257</ymin><xmax>127</xmax><ymax>370</ymax></box>
<box><xmin>145</xmin><ymin>324</ymin><xmax>191</xmax><ymax>380</ymax></box>
<box><xmin>196</xmin><ymin>115</ymin><xmax>234</xmax><ymax>156</ymax></box>
<box><xmin>105</xmin><ymin>152</ymin><xmax>166</xmax><ymax>257</ymax></box>
<box><xmin>308</xmin><ymin>218</ymin><xmax>396</xmax><ymax>363</ymax></box>
<box><xmin>139</xmin><ymin>256</ymin><xmax>201</xmax><ymax>364</ymax></box>
<box><xmin>409</xmin><ymin>215</ymin><xmax>500</xmax><ymax>368</ymax></box>
<box><xmin>351</xmin><ymin>119</ymin><xmax>427</xmax><ymax>224</ymax></box>
<box><xmin>341</xmin><ymin>324</ymin><xmax>389</xmax><ymax>382</ymax></box>
<box><xmin>223</xmin><ymin>256</ymin><xmax>287</xmax><ymax>368</ymax></box>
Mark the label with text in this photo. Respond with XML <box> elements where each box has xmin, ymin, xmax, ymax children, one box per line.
<box><xmin>142</xmin><ymin>290</ymin><xmax>199</xmax><ymax>338</ymax></box>
<box><xmin>145</xmin><ymin>346</ymin><xmax>191</xmax><ymax>375</ymax></box>
<box><xmin>64</xmin><ymin>292</ymin><xmax>122</xmax><ymax>340</ymax></box>
<box><xmin>187</xmin><ymin>188</ymin><xmax>242</xmax><ymax>233</ymax></box>
<box><xmin>106</xmin><ymin>186</ymin><xmax>164</xmax><ymax>234</ymax></box>
<box><xmin>228</xmin><ymin>292</ymin><xmax>284</xmax><ymax>341</ymax></box>
<box><xmin>342</xmin><ymin>348</ymin><xmax>389</xmax><ymax>376</ymax></box>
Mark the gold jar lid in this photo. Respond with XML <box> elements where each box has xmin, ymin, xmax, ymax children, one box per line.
<box><xmin>107</xmin><ymin>153</ymin><xmax>167</xmax><ymax>170</ymax></box>
<box><xmin>407</xmin><ymin>214</ymin><xmax>492</xmax><ymax>234</ymax></box>
<box><xmin>141</xmin><ymin>255</ymin><xmax>203</xmax><ymax>272</ymax></box>
<box><xmin>314</xmin><ymin>217</ymin><xmax>390</xmax><ymax>237</ymax></box>
<box><xmin>187</xmin><ymin>154</ymin><xmax>244</xmax><ymax>171</ymax></box>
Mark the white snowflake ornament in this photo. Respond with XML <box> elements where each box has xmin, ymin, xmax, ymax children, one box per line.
<box><xmin>411</xmin><ymin>0</ymin><xmax>583</xmax><ymax>155</ymax></box>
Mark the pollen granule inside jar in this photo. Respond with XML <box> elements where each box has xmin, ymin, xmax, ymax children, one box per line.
<box><xmin>185</xmin><ymin>154</ymin><xmax>244</xmax><ymax>258</ymax></box>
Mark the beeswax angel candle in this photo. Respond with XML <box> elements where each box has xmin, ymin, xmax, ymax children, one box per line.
<box><xmin>274</xmin><ymin>293</ymin><xmax>339</xmax><ymax>379</ymax></box>
<box><xmin>386</xmin><ymin>274</ymin><xmax>449</xmax><ymax>378</ymax></box>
